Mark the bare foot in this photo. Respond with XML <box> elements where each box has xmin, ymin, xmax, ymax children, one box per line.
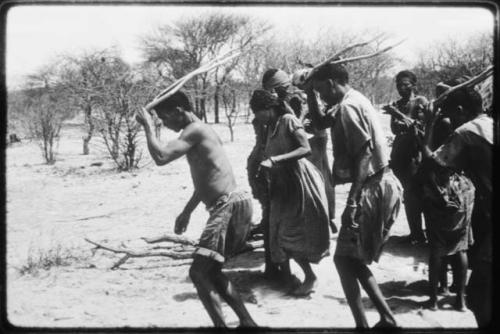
<box><xmin>422</xmin><ymin>298</ymin><xmax>438</xmax><ymax>311</ymax></box>
<box><xmin>373</xmin><ymin>319</ymin><xmax>400</xmax><ymax>329</ymax></box>
<box><xmin>290</xmin><ymin>276</ymin><xmax>317</xmax><ymax>297</ymax></box>
<box><xmin>453</xmin><ymin>297</ymin><xmax>467</xmax><ymax>312</ymax></box>
<box><xmin>238</xmin><ymin>320</ymin><xmax>258</xmax><ymax>328</ymax></box>
<box><xmin>438</xmin><ymin>286</ymin><xmax>450</xmax><ymax>296</ymax></box>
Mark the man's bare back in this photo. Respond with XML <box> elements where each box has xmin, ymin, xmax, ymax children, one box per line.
<box><xmin>182</xmin><ymin>121</ymin><xmax>237</xmax><ymax>207</ymax></box>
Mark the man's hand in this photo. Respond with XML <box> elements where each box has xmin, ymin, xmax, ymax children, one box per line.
<box><xmin>135</xmin><ymin>107</ymin><xmax>154</xmax><ymax>128</ymax></box>
<box><xmin>260</xmin><ymin>158</ymin><xmax>274</xmax><ymax>169</ymax></box>
<box><xmin>341</xmin><ymin>205</ymin><xmax>358</xmax><ymax>230</ymax></box>
<box><xmin>174</xmin><ymin>212</ymin><xmax>190</xmax><ymax>235</ymax></box>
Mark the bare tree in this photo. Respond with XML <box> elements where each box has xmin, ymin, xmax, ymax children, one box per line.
<box><xmin>22</xmin><ymin>64</ymin><xmax>74</xmax><ymax>164</ymax></box>
<box><xmin>90</xmin><ymin>56</ymin><xmax>155</xmax><ymax>171</ymax></box>
<box><xmin>412</xmin><ymin>32</ymin><xmax>493</xmax><ymax>98</ymax></box>
<box><xmin>58</xmin><ymin>49</ymin><xmax>121</xmax><ymax>155</ymax></box>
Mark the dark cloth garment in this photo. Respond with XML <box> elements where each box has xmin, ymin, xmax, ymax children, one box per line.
<box><xmin>389</xmin><ymin>94</ymin><xmax>428</xmax><ymax>176</ymax></box>
<box><xmin>417</xmin><ymin>161</ymin><xmax>475</xmax><ymax>257</ymax></box>
<box><xmin>335</xmin><ymin>168</ymin><xmax>402</xmax><ymax>264</ymax></box>
<box><xmin>466</xmin><ymin>260</ymin><xmax>492</xmax><ymax>327</ymax></box>
<box><xmin>433</xmin><ymin>114</ymin><xmax>493</xmax><ymax>263</ymax></box>
<box><xmin>194</xmin><ymin>191</ymin><xmax>253</xmax><ymax>263</ymax></box>
<box><xmin>307</xmin><ymin>131</ymin><xmax>336</xmax><ymax>220</ymax></box>
<box><xmin>247</xmin><ymin>119</ymin><xmax>269</xmax><ymax>204</ymax></box>
<box><xmin>264</xmin><ymin>114</ymin><xmax>330</xmax><ymax>263</ymax></box>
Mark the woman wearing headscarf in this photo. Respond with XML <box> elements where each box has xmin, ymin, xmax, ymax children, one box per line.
<box><xmin>250</xmin><ymin>89</ymin><xmax>330</xmax><ymax>297</ymax></box>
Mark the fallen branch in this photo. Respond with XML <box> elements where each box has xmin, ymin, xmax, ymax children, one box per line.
<box><xmin>141</xmin><ymin>234</ymin><xmax>198</xmax><ymax>246</ymax></box>
<box><xmin>85</xmin><ymin>238</ymin><xmax>193</xmax><ymax>270</ymax></box>
<box><xmin>85</xmin><ymin>236</ymin><xmax>263</xmax><ymax>270</ymax></box>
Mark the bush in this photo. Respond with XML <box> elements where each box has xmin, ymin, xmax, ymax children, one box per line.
<box><xmin>17</xmin><ymin>245</ymin><xmax>83</xmax><ymax>276</ymax></box>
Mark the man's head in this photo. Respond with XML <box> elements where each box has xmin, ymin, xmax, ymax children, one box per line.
<box><xmin>153</xmin><ymin>91</ymin><xmax>193</xmax><ymax>132</ymax></box>
<box><xmin>262</xmin><ymin>69</ymin><xmax>291</xmax><ymax>98</ymax></box>
<box><xmin>310</xmin><ymin>63</ymin><xmax>349</xmax><ymax>105</ymax></box>
<box><xmin>395</xmin><ymin>70</ymin><xmax>417</xmax><ymax>99</ymax></box>
<box><xmin>439</xmin><ymin>85</ymin><xmax>483</xmax><ymax>128</ymax></box>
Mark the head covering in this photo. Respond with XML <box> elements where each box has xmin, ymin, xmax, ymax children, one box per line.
<box><xmin>262</xmin><ymin>69</ymin><xmax>291</xmax><ymax>91</ymax></box>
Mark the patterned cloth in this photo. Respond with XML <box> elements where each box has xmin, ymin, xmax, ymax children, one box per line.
<box><xmin>264</xmin><ymin>114</ymin><xmax>330</xmax><ymax>263</ymax></box>
<box><xmin>194</xmin><ymin>191</ymin><xmax>253</xmax><ymax>263</ymax></box>
<box><xmin>433</xmin><ymin>114</ymin><xmax>492</xmax><ymax>263</ymax></box>
<box><xmin>418</xmin><ymin>163</ymin><xmax>475</xmax><ymax>257</ymax></box>
<box><xmin>335</xmin><ymin>168</ymin><xmax>402</xmax><ymax>264</ymax></box>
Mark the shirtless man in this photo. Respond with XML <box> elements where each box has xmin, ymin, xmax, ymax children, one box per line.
<box><xmin>135</xmin><ymin>91</ymin><xmax>257</xmax><ymax>328</ymax></box>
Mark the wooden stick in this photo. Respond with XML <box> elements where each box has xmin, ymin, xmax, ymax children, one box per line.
<box><xmin>153</xmin><ymin>48</ymin><xmax>240</xmax><ymax>101</ymax></box>
<box><xmin>320</xmin><ymin>33</ymin><xmax>385</xmax><ymax>65</ymax></box>
<box><xmin>330</xmin><ymin>39</ymin><xmax>406</xmax><ymax>65</ymax></box>
<box><xmin>433</xmin><ymin>66</ymin><xmax>493</xmax><ymax>107</ymax></box>
<box><xmin>305</xmin><ymin>38</ymin><xmax>405</xmax><ymax>82</ymax></box>
<box><xmin>146</xmin><ymin>51</ymin><xmax>241</xmax><ymax>111</ymax></box>
<box><xmin>85</xmin><ymin>238</ymin><xmax>193</xmax><ymax>270</ymax></box>
<box><xmin>141</xmin><ymin>234</ymin><xmax>197</xmax><ymax>246</ymax></box>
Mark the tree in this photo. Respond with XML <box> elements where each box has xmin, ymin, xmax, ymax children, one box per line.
<box><xmin>412</xmin><ymin>32</ymin><xmax>493</xmax><ymax>98</ymax></box>
<box><xmin>139</xmin><ymin>13</ymin><xmax>270</xmax><ymax>123</ymax></box>
<box><xmin>58</xmin><ymin>49</ymin><xmax>120</xmax><ymax>155</ymax></box>
<box><xmin>91</xmin><ymin>56</ymin><xmax>155</xmax><ymax>171</ymax></box>
<box><xmin>22</xmin><ymin>64</ymin><xmax>75</xmax><ymax>164</ymax></box>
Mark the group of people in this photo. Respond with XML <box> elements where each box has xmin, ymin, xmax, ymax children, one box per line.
<box><xmin>134</xmin><ymin>62</ymin><xmax>492</xmax><ymax>329</ymax></box>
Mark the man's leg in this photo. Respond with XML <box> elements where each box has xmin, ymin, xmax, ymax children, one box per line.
<box><xmin>212</xmin><ymin>264</ymin><xmax>257</xmax><ymax>327</ymax></box>
<box><xmin>354</xmin><ymin>260</ymin><xmax>398</xmax><ymax>327</ymax></box>
<box><xmin>404</xmin><ymin>189</ymin><xmax>425</xmax><ymax>243</ymax></box>
<box><xmin>423</xmin><ymin>252</ymin><xmax>441</xmax><ymax>310</ymax></box>
<box><xmin>189</xmin><ymin>255</ymin><xmax>227</xmax><ymax>327</ymax></box>
<box><xmin>334</xmin><ymin>255</ymin><xmax>369</xmax><ymax>328</ymax></box>
<box><xmin>451</xmin><ymin>251</ymin><xmax>467</xmax><ymax>311</ymax></box>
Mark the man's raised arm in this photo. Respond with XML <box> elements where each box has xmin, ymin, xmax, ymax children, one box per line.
<box><xmin>136</xmin><ymin>108</ymin><xmax>198</xmax><ymax>166</ymax></box>
<box><xmin>306</xmin><ymin>87</ymin><xmax>333</xmax><ymax>130</ymax></box>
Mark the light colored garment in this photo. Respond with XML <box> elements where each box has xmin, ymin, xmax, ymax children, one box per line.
<box><xmin>329</xmin><ymin>89</ymin><xmax>389</xmax><ymax>184</ymax></box>
<box><xmin>264</xmin><ymin>114</ymin><xmax>330</xmax><ymax>263</ymax></box>
<box><xmin>335</xmin><ymin>169</ymin><xmax>402</xmax><ymax>264</ymax></box>
<box><xmin>194</xmin><ymin>191</ymin><xmax>253</xmax><ymax>263</ymax></box>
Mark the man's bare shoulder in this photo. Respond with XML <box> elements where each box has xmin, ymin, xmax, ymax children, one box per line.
<box><xmin>181</xmin><ymin>122</ymin><xmax>221</xmax><ymax>144</ymax></box>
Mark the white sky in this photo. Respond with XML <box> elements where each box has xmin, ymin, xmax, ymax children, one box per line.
<box><xmin>5</xmin><ymin>4</ymin><xmax>495</xmax><ymax>89</ymax></box>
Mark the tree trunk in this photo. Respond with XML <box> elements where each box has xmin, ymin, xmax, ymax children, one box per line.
<box><xmin>82</xmin><ymin>105</ymin><xmax>93</xmax><ymax>155</ymax></box>
<box><xmin>214</xmin><ymin>85</ymin><xmax>220</xmax><ymax>124</ymax></box>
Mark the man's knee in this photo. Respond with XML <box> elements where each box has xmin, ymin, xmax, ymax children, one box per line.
<box><xmin>189</xmin><ymin>256</ymin><xmax>217</xmax><ymax>283</ymax></box>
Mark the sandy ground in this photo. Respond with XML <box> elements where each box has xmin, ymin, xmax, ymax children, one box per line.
<box><xmin>5</xmin><ymin>115</ymin><xmax>478</xmax><ymax>329</ymax></box>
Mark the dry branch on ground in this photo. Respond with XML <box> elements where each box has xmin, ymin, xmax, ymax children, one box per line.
<box><xmin>85</xmin><ymin>235</ymin><xmax>263</xmax><ymax>270</ymax></box>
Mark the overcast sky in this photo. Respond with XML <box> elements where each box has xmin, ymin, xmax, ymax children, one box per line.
<box><xmin>5</xmin><ymin>4</ymin><xmax>494</xmax><ymax>89</ymax></box>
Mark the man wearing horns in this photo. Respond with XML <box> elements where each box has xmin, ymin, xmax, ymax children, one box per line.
<box><xmin>308</xmin><ymin>63</ymin><xmax>402</xmax><ymax>328</ymax></box>
<box><xmin>136</xmin><ymin>91</ymin><xmax>257</xmax><ymax>328</ymax></box>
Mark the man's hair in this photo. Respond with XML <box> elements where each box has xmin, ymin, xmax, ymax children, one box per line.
<box><xmin>395</xmin><ymin>70</ymin><xmax>417</xmax><ymax>84</ymax></box>
<box><xmin>154</xmin><ymin>91</ymin><xmax>193</xmax><ymax>114</ymax></box>
<box><xmin>310</xmin><ymin>63</ymin><xmax>349</xmax><ymax>85</ymax></box>
<box><xmin>442</xmin><ymin>87</ymin><xmax>483</xmax><ymax>115</ymax></box>
<box><xmin>262</xmin><ymin>69</ymin><xmax>279</xmax><ymax>88</ymax></box>
<box><xmin>250</xmin><ymin>89</ymin><xmax>280</xmax><ymax>113</ymax></box>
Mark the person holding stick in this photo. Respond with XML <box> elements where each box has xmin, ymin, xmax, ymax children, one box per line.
<box><xmin>384</xmin><ymin>70</ymin><xmax>429</xmax><ymax>245</ymax></box>
<box><xmin>308</xmin><ymin>63</ymin><xmax>402</xmax><ymax>328</ymax></box>
<box><xmin>417</xmin><ymin>83</ymin><xmax>492</xmax><ymax>327</ymax></box>
<box><xmin>136</xmin><ymin>91</ymin><xmax>257</xmax><ymax>328</ymax></box>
